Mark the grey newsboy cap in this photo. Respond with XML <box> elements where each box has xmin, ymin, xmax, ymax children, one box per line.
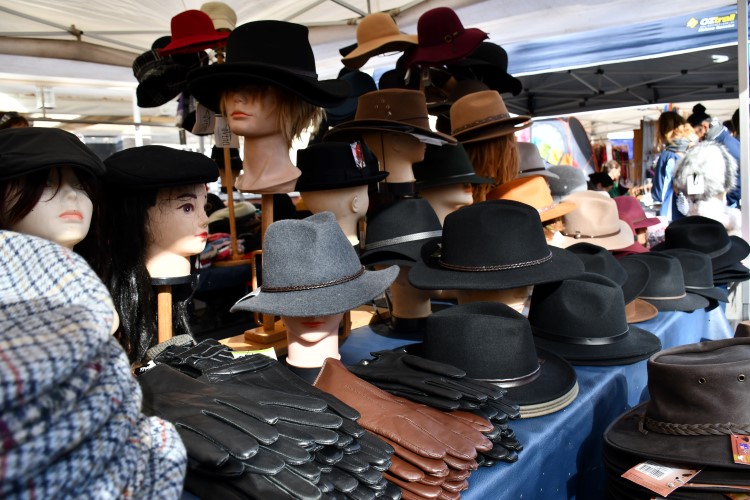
<box><xmin>231</xmin><ymin>212</ymin><xmax>398</xmax><ymax>316</ymax></box>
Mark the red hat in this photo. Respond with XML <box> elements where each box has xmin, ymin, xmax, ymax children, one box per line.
<box><xmin>613</xmin><ymin>195</ymin><xmax>660</xmax><ymax>229</ymax></box>
<box><xmin>159</xmin><ymin>10</ymin><xmax>229</xmax><ymax>55</ymax></box>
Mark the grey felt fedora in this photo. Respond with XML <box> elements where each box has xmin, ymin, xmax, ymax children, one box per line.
<box><xmin>231</xmin><ymin>212</ymin><xmax>398</xmax><ymax>316</ymax></box>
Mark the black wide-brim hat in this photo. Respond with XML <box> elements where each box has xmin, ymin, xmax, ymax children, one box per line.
<box><xmin>621</xmin><ymin>254</ymin><xmax>710</xmax><ymax>312</ymax></box>
<box><xmin>0</xmin><ymin>128</ymin><xmax>105</xmax><ymax>180</ymax></box>
<box><xmin>103</xmin><ymin>145</ymin><xmax>219</xmax><ymax>189</ymax></box>
<box><xmin>188</xmin><ymin>20</ymin><xmax>350</xmax><ymax>112</ymax></box>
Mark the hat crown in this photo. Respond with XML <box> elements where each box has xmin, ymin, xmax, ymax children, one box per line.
<box><xmin>354</xmin><ymin>89</ymin><xmax>429</xmax><ymax>128</ymax></box>
<box><xmin>568</xmin><ymin>242</ymin><xmax>628</xmax><ymax>286</ymax></box>
<box><xmin>262</xmin><ymin>212</ymin><xmax>362</xmax><ymax>290</ymax></box>
<box><xmin>225</xmin><ymin>21</ymin><xmax>317</xmax><ymax>76</ymax></box>
<box><xmin>645</xmin><ymin>338</ymin><xmax>750</xmax><ymax>429</ymax></box>
<box><xmin>492</xmin><ymin>176</ymin><xmax>556</xmax><ymax>213</ymax></box>
<box><xmin>563</xmin><ymin>192</ymin><xmax>623</xmax><ymax>237</ymax></box>
<box><xmin>530</xmin><ymin>273</ymin><xmax>629</xmax><ymax>341</ymax></box>
<box><xmin>440</xmin><ymin>200</ymin><xmax>551</xmax><ymax>269</ymax></box>
<box><xmin>613</xmin><ymin>195</ymin><xmax>646</xmax><ymax>223</ymax></box>
<box><xmin>660</xmin><ymin>249</ymin><xmax>714</xmax><ymax>288</ymax></box>
<box><xmin>628</xmin><ymin>253</ymin><xmax>687</xmax><ymax>297</ymax></box>
<box><xmin>664</xmin><ymin>216</ymin><xmax>731</xmax><ymax>255</ymax></box>
<box><xmin>170</xmin><ymin>10</ymin><xmax>217</xmax><ymax>39</ymax></box>
<box><xmin>416</xmin><ymin>7</ymin><xmax>467</xmax><ymax>46</ymax></box>
<box><xmin>547</xmin><ymin>166</ymin><xmax>587</xmax><ymax>196</ymax></box>
<box><xmin>103</xmin><ymin>145</ymin><xmax>218</xmax><ymax>189</ymax></box>
<box><xmin>200</xmin><ymin>2</ymin><xmax>237</xmax><ymax>31</ymax></box>
<box><xmin>296</xmin><ymin>141</ymin><xmax>381</xmax><ymax>191</ymax></box>
<box><xmin>422</xmin><ymin>301</ymin><xmax>540</xmax><ymax>380</ymax></box>
<box><xmin>413</xmin><ymin>143</ymin><xmax>477</xmax><ymax>184</ymax></box>
<box><xmin>357</xmin><ymin>12</ymin><xmax>401</xmax><ymax>44</ymax></box>
<box><xmin>450</xmin><ymin>90</ymin><xmax>510</xmax><ymax>135</ymax></box>
<box><xmin>517</xmin><ymin>142</ymin><xmax>548</xmax><ymax>173</ymax></box>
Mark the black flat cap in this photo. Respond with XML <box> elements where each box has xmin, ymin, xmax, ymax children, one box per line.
<box><xmin>103</xmin><ymin>145</ymin><xmax>219</xmax><ymax>189</ymax></box>
<box><xmin>0</xmin><ymin>127</ymin><xmax>105</xmax><ymax>181</ymax></box>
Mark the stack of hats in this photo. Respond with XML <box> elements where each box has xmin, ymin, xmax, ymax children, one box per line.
<box><xmin>620</xmin><ymin>253</ymin><xmax>709</xmax><ymax>313</ymax></box>
<box><xmin>0</xmin><ymin>231</ymin><xmax>187</xmax><ymax>498</ymax></box>
<box><xmin>651</xmin><ymin>216</ymin><xmax>750</xmax><ymax>285</ymax></box>
<box><xmin>658</xmin><ymin>249</ymin><xmax>729</xmax><ymax>311</ymax></box>
<box><xmin>528</xmin><ymin>272</ymin><xmax>662</xmax><ymax>365</ymax></box>
<box><xmin>567</xmin><ymin>242</ymin><xmax>657</xmax><ymax>323</ymax></box>
<box><xmin>604</xmin><ymin>337</ymin><xmax>750</xmax><ymax>499</ymax></box>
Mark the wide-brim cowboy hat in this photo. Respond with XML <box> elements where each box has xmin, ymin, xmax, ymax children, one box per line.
<box><xmin>231</xmin><ymin>212</ymin><xmax>398</xmax><ymax>316</ymax></box>
<box><xmin>408</xmin><ymin>200</ymin><xmax>585</xmax><ymax>291</ymax></box>
<box><xmin>450</xmin><ymin>90</ymin><xmax>531</xmax><ymax>144</ymax></box>
<box><xmin>560</xmin><ymin>191</ymin><xmax>637</xmax><ymax>251</ymax></box>
<box><xmin>188</xmin><ymin>20</ymin><xmax>350</xmax><ymax>112</ymax></box>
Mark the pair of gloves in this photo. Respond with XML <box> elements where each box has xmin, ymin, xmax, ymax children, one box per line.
<box><xmin>138</xmin><ymin>340</ymin><xmax>400</xmax><ymax>499</ymax></box>
<box><xmin>314</xmin><ymin>358</ymin><xmax>497</xmax><ymax>500</ymax></box>
<box><xmin>347</xmin><ymin>349</ymin><xmax>523</xmax><ymax>467</ymax></box>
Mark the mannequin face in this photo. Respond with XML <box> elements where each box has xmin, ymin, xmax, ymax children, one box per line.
<box><xmin>223</xmin><ymin>86</ymin><xmax>280</xmax><ymax>138</ymax></box>
<box><xmin>283</xmin><ymin>314</ymin><xmax>344</xmax><ymax>344</ymax></box>
<box><xmin>8</xmin><ymin>166</ymin><xmax>93</xmax><ymax>249</ymax></box>
<box><xmin>147</xmin><ymin>183</ymin><xmax>209</xmax><ymax>259</ymax></box>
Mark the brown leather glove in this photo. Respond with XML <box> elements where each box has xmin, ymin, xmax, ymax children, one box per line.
<box><xmin>314</xmin><ymin>359</ymin><xmax>490</xmax><ymax>462</ymax></box>
<box><xmin>381</xmin><ymin>437</ymin><xmax>448</xmax><ymax>477</ymax></box>
<box><xmin>384</xmin><ymin>472</ymin><xmax>442</xmax><ymax>499</ymax></box>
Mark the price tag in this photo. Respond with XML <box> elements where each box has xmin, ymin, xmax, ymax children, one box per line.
<box><xmin>731</xmin><ymin>434</ymin><xmax>750</xmax><ymax>465</ymax></box>
<box><xmin>214</xmin><ymin>116</ymin><xmax>240</xmax><ymax>148</ymax></box>
<box><xmin>192</xmin><ymin>103</ymin><xmax>215</xmax><ymax>135</ymax></box>
<box><xmin>621</xmin><ymin>461</ymin><xmax>700</xmax><ymax>497</ymax></box>
<box><xmin>686</xmin><ymin>174</ymin><xmax>705</xmax><ymax>195</ymax></box>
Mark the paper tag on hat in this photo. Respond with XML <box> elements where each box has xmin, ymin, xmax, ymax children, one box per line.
<box><xmin>214</xmin><ymin>116</ymin><xmax>240</xmax><ymax>148</ymax></box>
<box><xmin>731</xmin><ymin>434</ymin><xmax>750</xmax><ymax>465</ymax></box>
<box><xmin>621</xmin><ymin>461</ymin><xmax>700</xmax><ymax>497</ymax></box>
<box><xmin>231</xmin><ymin>347</ymin><xmax>277</xmax><ymax>360</ymax></box>
<box><xmin>192</xmin><ymin>103</ymin><xmax>216</xmax><ymax>135</ymax></box>
<box><xmin>686</xmin><ymin>174</ymin><xmax>705</xmax><ymax>195</ymax></box>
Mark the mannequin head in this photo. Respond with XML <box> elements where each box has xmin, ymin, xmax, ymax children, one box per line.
<box><xmin>282</xmin><ymin>313</ymin><xmax>344</xmax><ymax>368</ymax></box>
<box><xmin>464</xmin><ymin>134</ymin><xmax>519</xmax><ymax>202</ymax></box>
<box><xmin>145</xmin><ymin>183</ymin><xmax>209</xmax><ymax>278</ymax></box>
<box><xmin>455</xmin><ymin>286</ymin><xmax>533</xmax><ymax>315</ymax></box>
<box><xmin>418</xmin><ymin>182</ymin><xmax>474</xmax><ymax>225</ymax></box>
<box><xmin>301</xmin><ymin>185</ymin><xmax>368</xmax><ymax>245</ymax></box>
<box><xmin>381</xmin><ymin>265</ymin><xmax>433</xmax><ymax>319</ymax></box>
<box><xmin>363</xmin><ymin>131</ymin><xmax>426</xmax><ymax>183</ymax></box>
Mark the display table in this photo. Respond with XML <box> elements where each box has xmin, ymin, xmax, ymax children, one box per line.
<box><xmin>338</xmin><ymin>307</ymin><xmax>733</xmax><ymax>500</ymax></box>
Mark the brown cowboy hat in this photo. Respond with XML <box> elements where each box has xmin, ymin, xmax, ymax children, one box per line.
<box><xmin>450</xmin><ymin>90</ymin><xmax>531</xmax><ymax>144</ymax></box>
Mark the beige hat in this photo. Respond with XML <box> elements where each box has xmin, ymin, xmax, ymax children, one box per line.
<box><xmin>342</xmin><ymin>12</ymin><xmax>418</xmax><ymax>70</ymax></box>
<box><xmin>450</xmin><ymin>90</ymin><xmax>531</xmax><ymax>144</ymax></box>
<box><xmin>560</xmin><ymin>191</ymin><xmax>635</xmax><ymax>250</ymax></box>
<box><xmin>200</xmin><ymin>2</ymin><xmax>237</xmax><ymax>31</ymax></box>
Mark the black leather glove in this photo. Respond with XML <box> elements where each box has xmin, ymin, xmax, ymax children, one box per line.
<box><xmin>153</xmin><ymin>338</ymin><xmax>236</xmax><ymax>378</ymax></box>
<box><xmin>347</xmin><ymin>349</ymin><xmax>506</xmax><ymax>410</ymax></box>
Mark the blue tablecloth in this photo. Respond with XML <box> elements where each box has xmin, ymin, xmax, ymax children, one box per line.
<box><xmin>339</xmin><ymin>307</ymin><xmax>733</xmax><ymax>500</ymax></box>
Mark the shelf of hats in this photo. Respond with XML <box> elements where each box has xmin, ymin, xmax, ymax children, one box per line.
<box><xmin>1</xmin><ymin>2</ymin><xmax>749</xmax><ymax>500</ymax></box>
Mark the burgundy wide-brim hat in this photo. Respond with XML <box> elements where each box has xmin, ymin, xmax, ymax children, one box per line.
<box><xmin>159</xmin><ymin>10</ymin><xmax>229</xmax><ymax>55</ymax></box>
<box><xmin>605</xmin><ymin>338</ymin><xmax>750</xmax><ymax>469</ymax></box>
<box><xmin>188</xmin><ymin>21</ymin><xmax>350</xmax><ymax>112</ymax></box>
<box><xmin>408</xmin><ymin>200</ymin><xmax>585</xmax><ymax>290</ymax></box>
<box><xmin>402</xmin><ymin>7</ymin><xmax>488</xmax><ymax>68</ymax></box>
<box><xmin>613</xmin><ymin>195</ymin><xmax>660</xmax><ymax>229</ymax></box>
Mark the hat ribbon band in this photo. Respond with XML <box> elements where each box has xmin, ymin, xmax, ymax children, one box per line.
<box><xmin>438</xmin><ymin>251</ymin><xmax>552</xmax><ymax>272</ymax></box>
<box><xmin>538</xmin><ymin>203</ymin><xmax>559</xmax><ymax>214</ymax></box>
<box><xmin>639</xmin><ymin>293</ymin><xmax>687</xmax><ymax>300</ymax></box>
<box><xmin>705</xmin><ymin>240</ymin><xmax>733</xmax><ymax>258</ymax></box>
<box><xmin>420</xmin><ymin>172</ymin><xmax>475</xmax><ymax>183</ymax></box>
<box><xmin>261</xmin><ymin>266</ymin><xmax>365</xmax><ymax>292</ymax></box>
<box><xmin>533</xmin><ymin>327</ymin><xmax>630</xmax><ymax>346</ymax></box>
<box><xmin>482</xmin><ymin>364</ymin><xmax>541</xmax><ymax>388</ymax></box>
<box><xmin>684</xmin><ymin>285</ymin><xmax>716</xmax><ymax>291</ymax></box>
<box><xmin>519</xmin><ymin>167</ymin><xmax>547</xmax><ymax>174</ymax></box>
<box><xmin>562</xmin><ymin>229</ymin><xmax>621</xmax><ymax>239</ymax></box>
<box><xmin>364</xmin><ymin>230</ymin><xmax>443</xmax><ymax>252</ymax></box>
<box><xmin>452</xmin><ymin>113</ymin><xmax>511</xmax><ymax>135</ymax></box>
<box><xmin>640</xmin><ymin>415</ymin><xmax>750</xmax><ymax>436</ymax></box>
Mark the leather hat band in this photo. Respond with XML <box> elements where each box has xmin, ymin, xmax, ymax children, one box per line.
<box><xmin>262</xmin><ymin>266</ymin><xmax>365</xmax><ymax>292</ymax></box>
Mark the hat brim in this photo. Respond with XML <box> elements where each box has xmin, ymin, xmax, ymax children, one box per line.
<box><xmin>685</xmin><ymin>285</ymin><xmax>728</xmax><ymax>303</ymax></box>
<box><xmin>454</xmin><ymin>117</ymin><xmax>532</xmax><ymax>144</ymax></box>
<box><xmin>517</xmin><ymin>170</ymin><xmax>559</xmax><ymax>180</ymax></box>
<box><xmin>404</xmin><ymin>343</ymin><xmax>577</xmax><ymax>408</ymax></box>
<box><xmin>652</xmin><ymin>235</ymin><xmax>750</xmax><ymax>271</ymax></box>
<box><xmin>620</xmin><ymin>258</ymin><xmax>650</xmax><ymax>303</ymax></box>
<box><xmin>604</xmin><ymin>402</ymin><xmax>747</xmax><ymax>469</ymax></box>
<box><xmin>296</xmin><ymin>171</ymin><xmax>388</xmax><ymax>192</ymax></box>
<box><xmin>188</xmin><ymin>64</ymin><xmax>351</xmax><ymax>112</ymax></box>
<box><xmin>631</xmin><ymin>216</ymin><xmax>661</xmax><ymax>229</ymax></box>
<box><xmin>531</xmin><ymin>324</ymin><xmax>661</xmax><ymax>366</ymax></box>
<box><xmin>625</xmin><ymin>298</ymin><xmax>659</xmax><ymax>324</ymax></box>
<box><xmin>560</xmin><ymin>220</ymin><xmax>637</xmax><ymax>251</ymax></box>
<box><xmin>407</xmin><ymin>241</ymin><xmax>585</xmax><ymax>290</ymax></box>
<box><xmin>230</xmin><ymin>265</ymin><xmax>399</xmax><ymax>316</ymax></box>
<box><xmin>416</xmin><ymin>173</ymin><xmax>495</xmax><ymax>190</ymax></box>
<box><xmin>360</xmin><ymin>236</ymin><xmax>441</xmax><ymax>267</ymax></box>
<box><xmin>538</xmin><ymin>201</ymin><xmax>576</xmax><ymax>222</ymax></box>
<box><xmin>324</xmin><ymin>120</ymin><xmax>457</xmax><ymax>146</ymax></box>
<box><xmin>641</xmin><ymin>292</ymin><xmax>710</xmax><ymax>312</ymax></box>
<box><xmin>342</xmin><ymin>37</ymin><xmax>419</xmax><ymax>70</ymax></box>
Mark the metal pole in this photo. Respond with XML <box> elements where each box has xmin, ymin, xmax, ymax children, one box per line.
<box><xmin>739</xmin><ymin>0</ymin><xmax>749</xmax><ymax>320</ymax></box>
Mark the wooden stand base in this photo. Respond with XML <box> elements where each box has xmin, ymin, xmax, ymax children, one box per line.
<box><xmin>244</xmin><ymin>319</ymin><xmax>287</xmax><ymax>344</ymax></box>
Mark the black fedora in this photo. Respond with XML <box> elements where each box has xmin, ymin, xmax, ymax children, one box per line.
<box><xmin>231</xmin><ymin>212</ymin><xmax>398</xmax><ymax>317</ymax></box>
<box><xmin>412</xmin><ymin>143</ymin><xmax>494</xmax><ymax>191</ymax></box>
<box><xmin>620</xmin><ymin>253</ymin><xmax>709</xmax><ymax>312</ymax></box>
<box><xmin>529</xmin><ymin>273</ymin><xmax>662</xmax><ymax>366</ymax></box>
<box><xmin>651</xmin><ymin>216</ymin><xmax>750</xmax><ymax>272</ymax></box>
<box><xmin>408</xmin><ymin>200</ymin><xmax>585</xmax><ymax>290</ymax></box>
<box><xmin>605</xmin><ymin>337</ymin><xmax>750</xmax><ymax>469</ymax></box>
<box><xmin>404</xmin><ymin>301</ymin><xmax>578</xmax><ymax>416</ymax></box>
<box><xmin>188</xmin><ymin>20</ymin><xmax>350</xmax><ymax>112</ymax></box>
<box><xmin>103</xmin><ymin>145</ymin><xmax>218</xmax><ymax>189</ymax></box>
<box><xmin>660</xmin><ymin>249</ymin><xmax>728</xmax><ymax>308</ymax></box>
<box><xmin>295</xmin><ymin>141</ymin><xmax>387</xmax><ymax>192</ymax></box>
<box><xmin>446</xmin><ymin>42</ymin><xmax>523</xmax><ymax>96</ymax></box>
<box><xmin>359</xmin><ymin>198</ymin><xmax>442</xmax><ymax>267</ymax></box>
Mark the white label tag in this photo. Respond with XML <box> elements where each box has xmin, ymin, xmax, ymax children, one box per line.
<box><xmin>687</xmin><ymin>174</ymin><xmax>705</xmax><ymax>195</ymax></box>
<box><xmin>214</xmin><ymin>116</ymin><xmax>240</xmax><ymax>148</ymax></box>
<box><xmin>192</xmin><ymin>103</ymin><xmax>215</xmax><ymax>135</ymax></box>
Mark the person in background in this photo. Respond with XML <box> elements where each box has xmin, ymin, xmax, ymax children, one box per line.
<box><xmin>588</xmin><ymin>172</ymin><xmax>614</xmax><ymax>193</ymax></box>
<box><xmin>0</xmin><ymin>111</ymin><xmax>30</xmax><ymax>130</ymax></box>
<box><xmin>687</xmin><ymin>103</ymin><xmax>741</xmax><ymax>208</ymax></box>
<box><xmin>652</xmin><ymin>111</ymin><xmax>697</xmax><ymax>220</ymax></box>
<box><xmin>601</xmin><ymin>160</ymin><xmax>629</xmax><ymax>197</ymax></box>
